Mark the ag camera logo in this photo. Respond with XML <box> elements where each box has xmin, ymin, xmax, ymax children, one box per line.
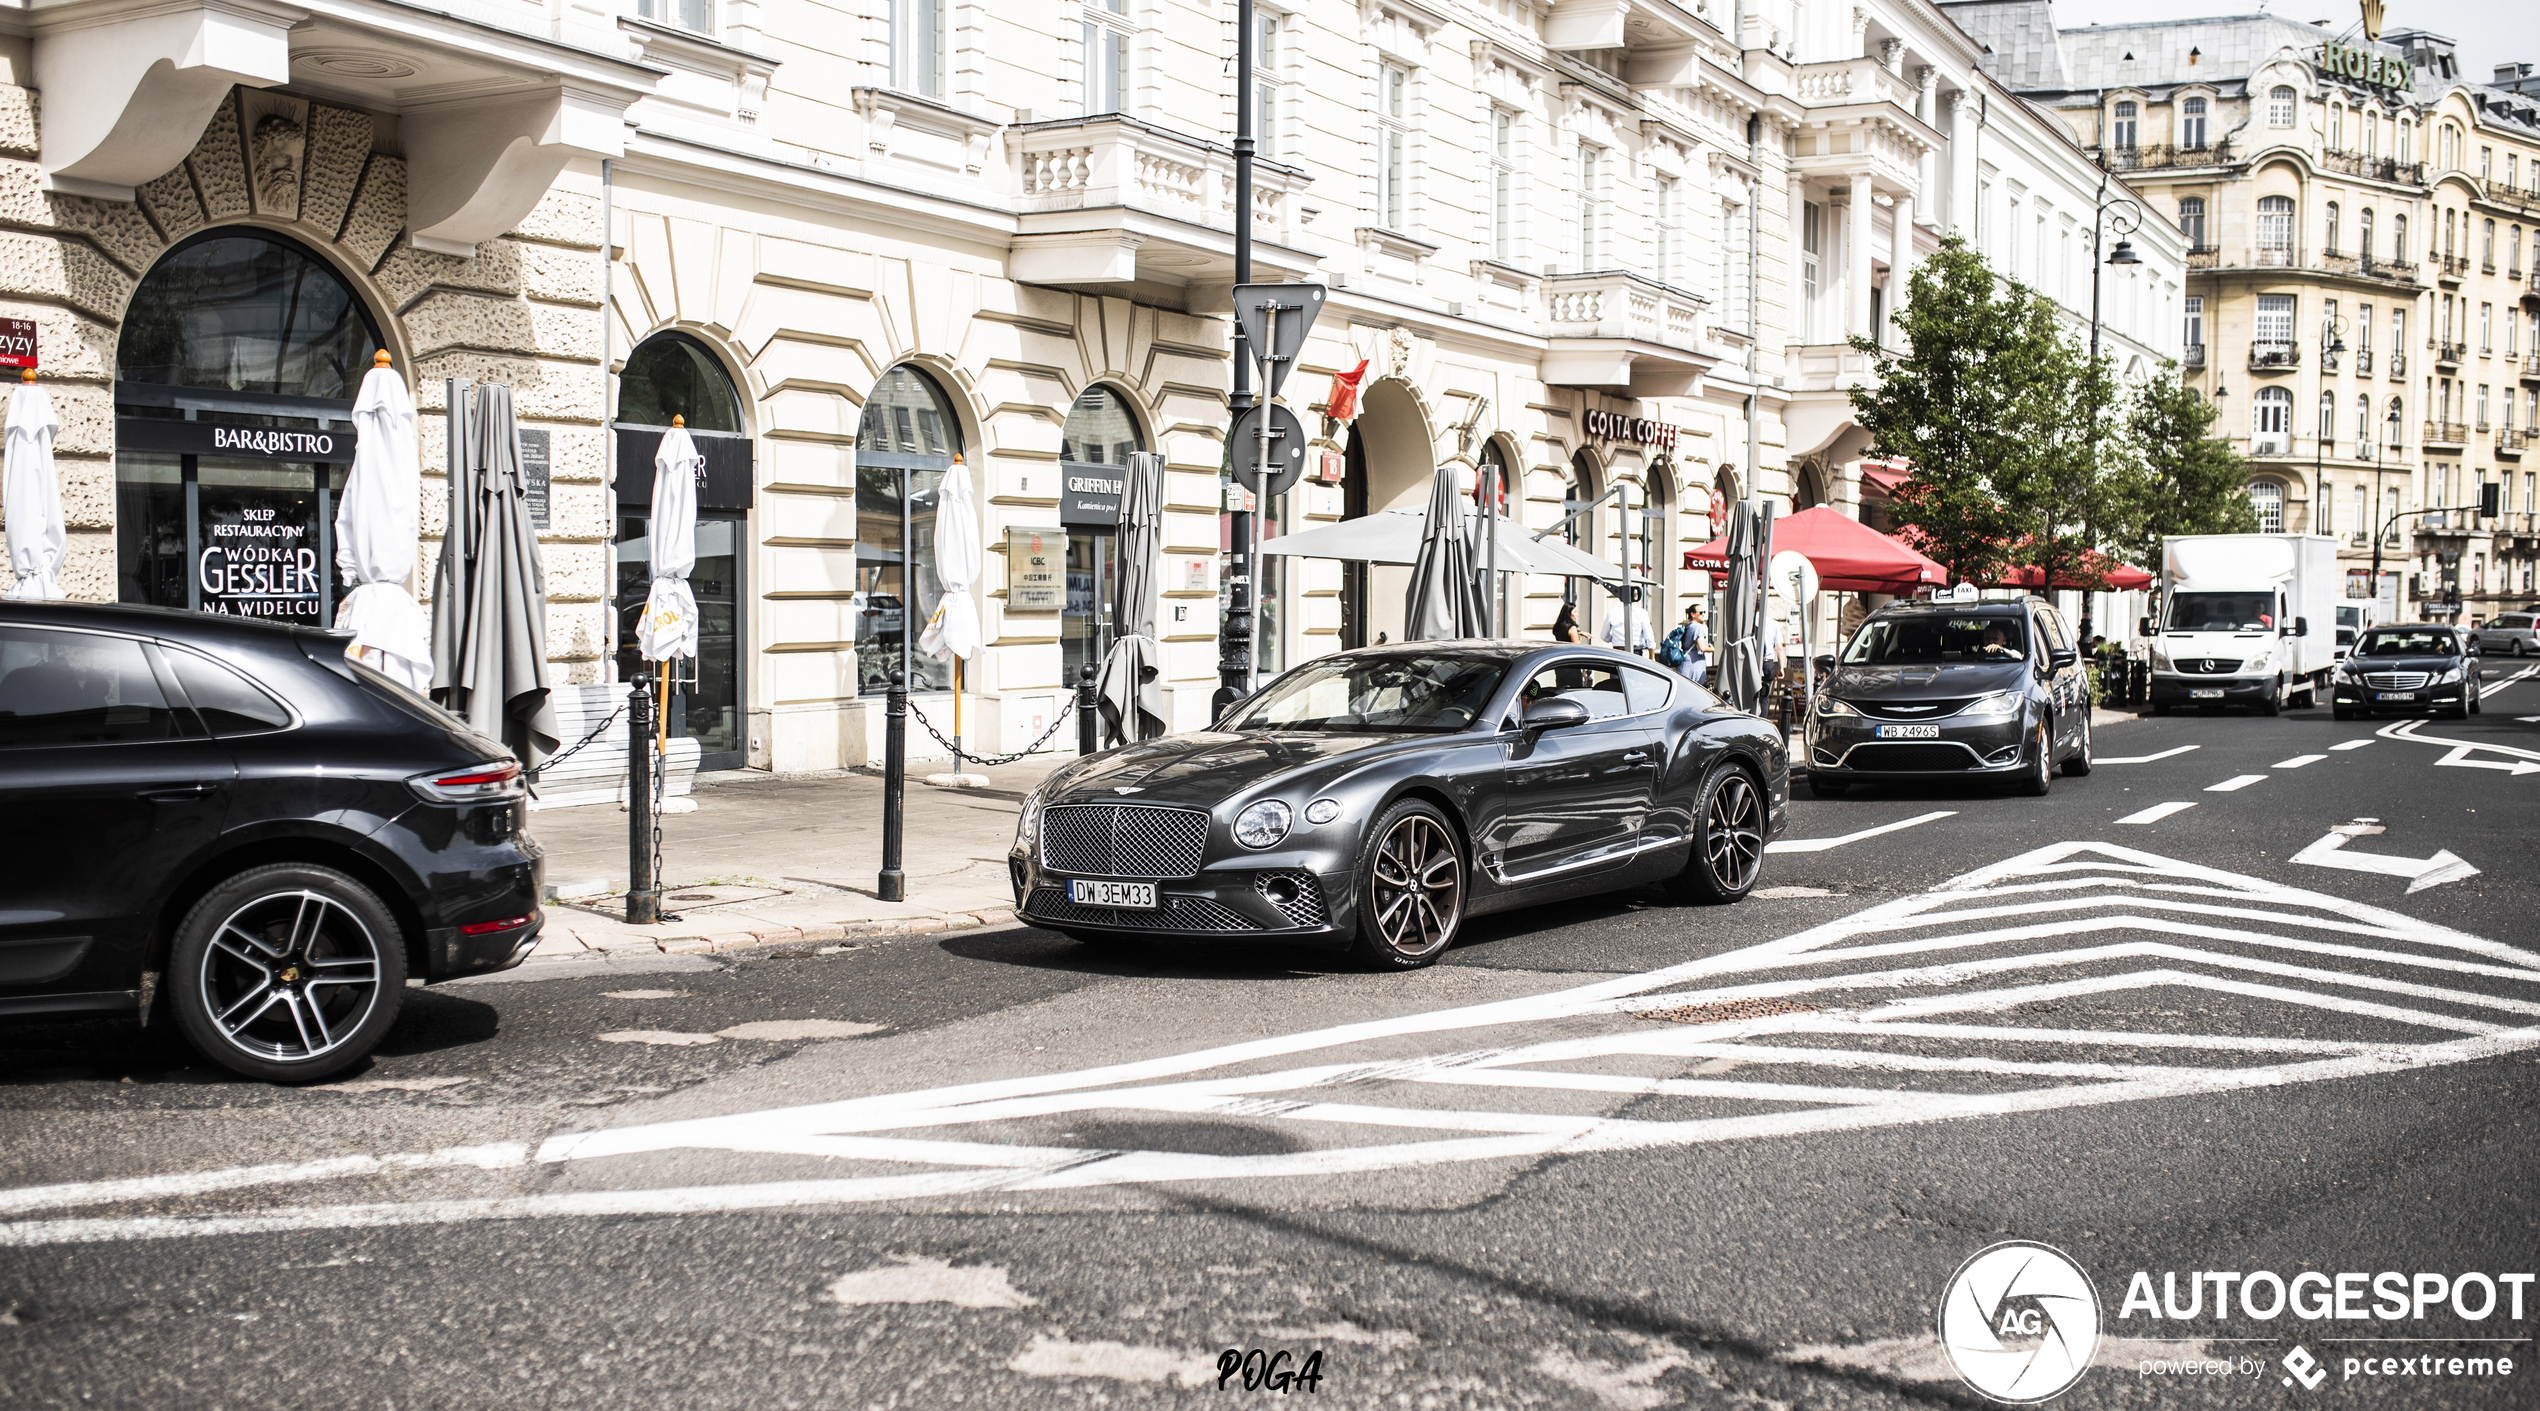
<box><xmin>1939</xmin><ymin>1241</ymin><xmax>2102</xmax><ymax>1403</ymax></box>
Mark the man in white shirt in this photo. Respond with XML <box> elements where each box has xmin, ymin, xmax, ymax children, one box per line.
<box><xmin>1599</xmin><ymin>588</ymin><xmax>1656</xmax><ymax>656</ymax></box>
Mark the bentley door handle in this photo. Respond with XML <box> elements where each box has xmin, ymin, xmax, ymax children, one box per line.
<box><xmin>138</xmin><ymin>783</ymin><xmax>218</xmax><ymax>802</ymax></box>
<box><xmin>1621</xmin><ymin>750</ymin><xmax>1650</xmax><ymax>762</ymax></box>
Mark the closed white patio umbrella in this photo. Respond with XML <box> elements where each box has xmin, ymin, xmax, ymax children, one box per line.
<box><xmin>919</xmin><ymin>454</ymin><xmax>984</xmax><ymax>781</ymax></box>
<box><xmin>3</xmin><ymin>367</ymin><xmax>64</xmax><ymax>601</ymax></box>
<box><xmin>332</xmin><ymin>351</ymin><xmax>432</xmax><ymax>690</ymax></box>
<box><xmin>640</xmin><ymin>419</ymin><xmax>701</xmax><ymax>666</ymax></box>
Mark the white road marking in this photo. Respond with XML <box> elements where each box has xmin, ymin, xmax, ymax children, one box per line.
<box><xmin>2205</xmin><ymin>775</ymin><xmax>2267</xmax><ymax>792</ymax></box>
<box><xmin>716</xmin><ymin>1020</ymin><xmax>884</xmax><ymax>1041</ymax></box>
<box><xmin>6</xmin><ymin>843</ymin><xmax>2533</xmax><ymax>1247</ymax></box>
<box><xmin>828</xmin><ymin>1255</ymin><xmax>1035</xmax><ymax>1308</ymax></box>
<box><xmin>2479</xmin><ymin>664</ymin><xmax>2539</xmax><ymax>698</ymax></box>
<box><xmin>2095</xmin><ymin>745</ymin><xmax>2201</xmax><ymax>764</ymax></box>
<box><xmin>2291</xmin><ymin>822</ymin><xmax>2481</xmax><ymax>893</ymax></box>
<box><xmin>602</xmin><ymin>990</ymin><xmax>682</xmax><ymax>1000</ymax></box>
<box><xmin>2379</xmin><ymin>718</ymin><xmax>2540</xmax><ymax>774</ymax></box>
<box><xmin>1765</xmin><ymin>810</ymin><xmax>1956</xmax><ymax>854</ymax></box>
<box><xmin>596</xmin><ymin>1030</ymin><xmax>721</xmax><ymax>1046</ymax></box>
<box><xmin>0</xmin><ymin>1144</ymin><xmax>527</xmax><ymax>1219</ymax></box>
<box><xmin>2273</xmin><ymin>754</ymin><xmax>2327</xmax><ymax>768</ymax></box>
<box><xmin>2115</xmin><ymin>802</ymin><xmax>2197</xmax><ymax>824</ymax></box>
<box><xmin>1007</xmin><ymin>1335</ymin><xmax>1218</xmax><ymax>1386</ymax></box>
<box><xmin>2331</xmin><ymin>740</ymin><xmax>2375</xmax><ymax>751</ymax></box>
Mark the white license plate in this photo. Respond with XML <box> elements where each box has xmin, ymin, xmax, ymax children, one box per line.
<box><xmin>2190</xmin><ymin>688</ymin><xmax>2225</xmax><ymax>699</ymax></box>
<box><xmin>1874</xmin><ymin>723</ymin><xmax>1941</xmax><ymax>739</ymax></box>
<box><xmin>2376</xmin><ymin>692</ymin><xmax>2415</xmax><ymax>701</ymax></box>
<box><xmin>1067</xmin><ymin>879</ymin><xmax>1158</xmax><ymax>909</ymax></box>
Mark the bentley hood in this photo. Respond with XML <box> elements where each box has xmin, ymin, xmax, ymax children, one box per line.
<box><xmin>1043</xmin><ymin>730</ymin><xmax>1426</xmax><ymax>807</ymax></box>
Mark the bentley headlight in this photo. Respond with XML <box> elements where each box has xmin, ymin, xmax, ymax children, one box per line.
<box><xmin>1815</xmin><ymin>696</ymin><xmax>1861</xmax><ymax>718</ymax></box>
<box><xmin>1015</xmin><ymin>790</ymin><xmax>1043</xmax><ymax>849</ymax></box>
<box><xmin>1234</xmin><ymin>800</ymin><xmax>1293</xmax><ymax>848</ymax></box>
<box><xmin>1961</xmin><ymin>692</ymin><xmax>2022</xmax><ymax>719</ymax></box>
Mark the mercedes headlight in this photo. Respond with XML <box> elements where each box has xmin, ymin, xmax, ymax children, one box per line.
<box><xmin>1234</xmin><ymin>800</ymin><xmax>1293</xmax><ymax>848</ymax></box>
<box><xmin>1815</xmin><ymin>696</ymin><xmax>1861</xmax><ymax>718</ymax></box>
<box><xmin>2149</xmin><ymin>646</ymin><xmax>2171</xmax><ymax>670</ymax></box>
<box><xmin>2436</xmin><ymin>665</ymin><xmax>2464</xmax><ymax>684</ymax></box>
<box><xmin>1961</xmin><ymin>692</ymin><xmax>2022</xmax><ymax>719</ymax></box>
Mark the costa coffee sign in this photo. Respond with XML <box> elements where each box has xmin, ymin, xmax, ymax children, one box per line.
<box><xmin>1583</xmin><ymin>408</ymin><xmax>1679</xmax><ymax>449</ymax></box>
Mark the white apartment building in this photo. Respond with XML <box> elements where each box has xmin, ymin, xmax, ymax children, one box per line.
<box><xmin>7</xmin><ymin>0</ymin><xmax>2179</xmax><ymax>780</ymax></box>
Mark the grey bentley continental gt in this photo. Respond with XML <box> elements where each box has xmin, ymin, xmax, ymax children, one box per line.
<box><xmin>1009</xmin><ymin>642</ymin><xmax>1789</xmax><ymax>969</ymax></box>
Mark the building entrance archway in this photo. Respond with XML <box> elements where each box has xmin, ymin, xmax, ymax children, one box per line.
<box><xmin>1338</xmin><ymin>378</ymin><xmax>1436</xmax><ymax>649</ymax></box>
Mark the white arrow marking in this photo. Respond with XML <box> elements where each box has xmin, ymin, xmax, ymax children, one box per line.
<box><xmin>2115</xmin><ymin>802</ymin><xmax>2197</xmax><ymax>825</ymax></box>
<box><xmin>2291</xmin><ymin>822</ymin><xmax>2480</xmax><ymax>893</ymax></box>
<box><xmin>2375</xmin><ymin>719</ymin><xmax>2540</xmax><ymax>774</ymax></box>
<box><xmin>2435</xmin><ymin>745</ymin><xmax>2540</xmax><ymax>775</ymax></box>
<box><xmin>1765</xmin><ymin>810</ymin><xmax>1956</xmax><ymax>854</ymax></box>
<box><xmin>2206</xmin><ymin>775</ymin><xmax>2267</xmax><ymax>792</ymax></box>
<box><xmin>2519</xmin><ymin>717</ymin><xmax>2540</xmax><ymax>724</ymax></box>
<box><xmin>2094</xmin><ymin>745</ymin><xmax>2201</xmax><ymax>764</ymax></box>
<box><xmin>2273</xmin><ymin>754</ymin><xmax>2327</xmax><ymax>769</ymax></box>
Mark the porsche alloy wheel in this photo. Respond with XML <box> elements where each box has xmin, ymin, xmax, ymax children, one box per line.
<box><xmin>168</xmin><ymin>864</ymin><xmax>406</xmax><ymax>1082</ymax></box>
<box><xmin>1351</xmin><ymin>801</ymin><xmax>1463</xmax><ymax>970</ymax></box>
<box><xmin>1669</xmin><ymin>766</ymin><xmax>1765</xmax><ymax>905</ymax></box>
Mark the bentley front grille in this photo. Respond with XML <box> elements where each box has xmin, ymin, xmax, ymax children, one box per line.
<box><xmin>1038</xmin><ymin>804</ymin><xmax>1208</xmax><ymax>879</ymax></box>
<box><xmin>1024</xmin><ymin>889</ymin><xmax>1259</xmax><ymax>932</ymax></box>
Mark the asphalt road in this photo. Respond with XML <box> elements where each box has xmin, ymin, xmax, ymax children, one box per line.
<box><xmin>4</xmin><ymin>680</ymin><xmax>2538</xmax><ymax>1410</ymax></box>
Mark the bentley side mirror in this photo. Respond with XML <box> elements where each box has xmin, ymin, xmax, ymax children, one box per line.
<box><xmin>1521</xmin><ymin>697</ymin><xmax>1591</xmax><ymax>738</ymax></box>
<box><xmin>2292</xmin><ymin>617</ymin><xmax>2310</xmax><ymax>638</ymax></box>
<box><xmin>1813</xmin><ymin>654</ymin><xmax>1837</xmax><ymax>673</ymax></box>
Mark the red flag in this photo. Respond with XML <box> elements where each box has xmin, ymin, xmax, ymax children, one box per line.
<box><xmin>1325</xmin><ymin>359</ymin><xmax>1370</xmax><ymax>424</ymax></box>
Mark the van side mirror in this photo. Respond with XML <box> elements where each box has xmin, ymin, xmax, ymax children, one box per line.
<box><xmin>2138</xmin><ymin>616</ymin><xmax>2155</xmax><ymax>638</ymax></box>
<box><xmin>2292</xmin><ymin>617</ymin><xmax>2310</xmax><ymax>638</ymax></box>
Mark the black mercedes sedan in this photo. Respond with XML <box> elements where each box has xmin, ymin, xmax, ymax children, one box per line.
<box><xmin>0</xmin><ymin>602</ymin><xmax>544</xmax><ymax>1081</ymax></box>
<box><xmin>1009</xmin><ymin>643</ymin><xmax>1788</xmax><ymax>969</ymax></box>
<box><xmin>1802</xmin><ymin>595</ymin><xmax>2094</xmax><ymax>798</ymax></box>
<box><xmin>2330</xmin><ymin>623</ymin><xmax>2483</xmax><ymax>720</ymax></box>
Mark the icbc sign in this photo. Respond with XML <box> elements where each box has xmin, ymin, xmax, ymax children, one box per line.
<box><xmin>0</xmin><ymin>317</ymin><xmax>36</xmax><ymax>369</ymax></box>
<box><xmin>1583</xmin><ymin>408</ymin><xmax>1678</xmax><ymax>449</ymax></box>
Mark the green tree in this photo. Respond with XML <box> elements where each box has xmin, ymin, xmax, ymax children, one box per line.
<box><xmin>2109</xmin><ymin>361</ymin><xmax>2256</xmax><ymax>570</ymax></box>
<box><xmin>2004</xmin><ymin>305</ymin><xmax>2129</xmax><ymax>598</ymax></box>
<box><xmin>1847</xmin><ymin>237</ymin><xmax>2037</xmax><ymax>586</ymax></box>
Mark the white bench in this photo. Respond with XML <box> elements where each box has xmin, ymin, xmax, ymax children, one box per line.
<box><xmin>528</xmin><ymin>681</ymin><xmax>701</xmax><ymax>811</ymax></box>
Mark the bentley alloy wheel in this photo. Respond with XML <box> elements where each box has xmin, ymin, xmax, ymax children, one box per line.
<box><xmin>1350</xmin><ymin>800</ymin><xmax>1463</xmax><ymax>970</ymax></box>
<box><xmin>168</xmin><ymin>863</ymin><xmax>407</xmax><ymax>1082</ymax></box>
<box><xmin>1670</xmin><ymin>766</ymin><xmax>1764</xmax><ymax>904</ymax></box>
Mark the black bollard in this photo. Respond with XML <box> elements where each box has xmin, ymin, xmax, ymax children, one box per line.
<box><xmin>626</xmin><ymin>674</ymin><xmax>658</xmax><ymax>925</ymax></box>
<box><xmin>1077</xmin><ymin>662</ymin><xmax>1100</xmax><ymax>755</ymax></box>
<box><xmin>879</xmin><ymin>669</ymin><xmax>907</xmax><ymax>902</ymax></box>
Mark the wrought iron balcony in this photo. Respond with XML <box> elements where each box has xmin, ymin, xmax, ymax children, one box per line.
<box><xmin>2388</xmin><ymin>349</ymin><xmax>2407</xmax><ymax>379</ymax></box>
<box><xmin>2249</xmin><ymin>342</ymin><xmax>2301</xmax><ymax>370</ymax></box>
<box><xmin>2484</xmin><ymin>176</ymin><xmax>2540</xmax><ymax>213</ymax></box>
<box><xmin>2354</xmin><ymin>348</ymin><xmax>2373</xmax><ymax>375</ymax></box>
<box><xmin>2093</xmin><ymin>141</ymin><xmax>2237</xmax><ymax>172</ymax></box>
<box><xmin>2524</xmin><ymin>352</ymin><xmax>2540</xmax><ymax>380</ymax></box>
<box><xmin>2321</xmin><ymin>150</ymin><xmax>2426</xmax><ymax>185</ymax></box>
<box><xmin>2436</xmin><ymin>341</ymin><xmax>2466</xmax><ymax>367</ymax></box>
<box><xmin>2501</xmin><ymin>429</ymin><xmax>2528</xmax><ymax>456</ymax></box>
<box><xmin>2425</xmin><ymin>420</ymin><xmax>2468</xmax><ymax>445</ymax></box>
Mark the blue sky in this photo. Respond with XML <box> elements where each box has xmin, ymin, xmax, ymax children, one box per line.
<box><xmin>2047</xmin><ymin>1</ymin><xmax>2540</xmax><ymax>89</ymax></box>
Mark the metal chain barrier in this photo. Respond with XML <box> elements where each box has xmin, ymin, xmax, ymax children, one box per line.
<box><xmin>526</xmin><ymin>702</ymin><xmax>628</xmax><ymax>788</ymax></box>
<box><xmin>902</xmin><ymin>697</ymin><xmax>1076</xmax><ymax>768</ymax></box>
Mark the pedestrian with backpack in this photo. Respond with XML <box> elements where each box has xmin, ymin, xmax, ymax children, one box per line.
<box><xmin>1660</xmin><ymin>602</ymin><xmax>1710</xmax><ymax>685</ymax></box>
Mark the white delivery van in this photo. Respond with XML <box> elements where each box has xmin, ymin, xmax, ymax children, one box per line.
<box><xmin>2142</xmin><ymin>534</ymin><xmax>2339</xmax><ymax>715</ymax></box>
<box><xmin>2332</xmin><ymin>600</ymin><xmax>2382</xmax><ymax>658</ymax></box>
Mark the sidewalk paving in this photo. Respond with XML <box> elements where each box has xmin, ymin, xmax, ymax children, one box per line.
<box><xmin>521</xmin><ymin>754</ymin><xmax>1073</xmax><ymax>963</ymax></box>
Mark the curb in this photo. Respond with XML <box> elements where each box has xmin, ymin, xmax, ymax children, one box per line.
<box><xmin>525</xmin><ymin>908</ymin><xmax>1021</xmax><ymax>964</ymax></box>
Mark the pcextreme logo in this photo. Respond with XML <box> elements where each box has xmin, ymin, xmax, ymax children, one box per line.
<box><xmin>1938</xmin><ymin>1241</ymin><xmax>2101</xmax><ymax>1403</ymax></box>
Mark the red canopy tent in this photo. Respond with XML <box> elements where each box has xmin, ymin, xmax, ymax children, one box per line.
<box><xmin>1685</xmin><ymin>505</ymin><xmax>1948</xmax><ymax>595</ymax></box>
<box><xmin>1890</xmin><ymin>525</ymin><xmax>2154</xmax><ymax>591</ymax></box>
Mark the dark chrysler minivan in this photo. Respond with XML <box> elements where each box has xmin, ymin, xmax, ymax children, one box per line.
<box><xmin>0</xmin><ymin>603</ymin><xmax>542</xmax><ymax>1081</ymax></box>
<box><xmin>1803</xmin><ymin>594</ymin><xmax>2095</xmax><ymax>797</ymax></box>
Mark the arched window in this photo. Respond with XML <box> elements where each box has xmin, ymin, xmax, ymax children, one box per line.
<box><xmin>2181</xmin><ymin>96</ymin><xmax>2208</xmax><ymax>149</ymax></box>
<box><xmin>2318</xmin><ymin>390</ymin><xmax>2336</xmax><ymax>443</ymax></box>
<box><xmin>1563</xmin><ymin>450</ymin><xmax>1599</xmax><ymax>610</ymax></box>
<box><xmin>1477</xmin><ymin>437</ymin><xmax>1515</xmax><ymax>633</ymax></box>
<box><xmin>855</xmin><ymin>365</ymin><xmax>967</xmax><ymax>693</ymax></box>
<box><xmin>2248</xmin><ymin>479</ymin><xmax>2285</xmax><ymax>532</ymax></box>
<box><xmin>2252</xmin><ymin>386</ymin><xmax>2293</xmax><ymax>445</ymax></box>
<box><xmin>2178</xmin><ymin>196</ymin><xmax>2207</xmax><ymax>249</ymax></box>
<box><xmin>2355</xmin><ymin>394</ymin><xmax>2371</xmax><ymax>447</ymax></box>
<box><xmin>2256</xmin><ymin>195</ymin><xmax>2295</xmax><ymax>257</ymax></box>
<box><xmin>115</xmin><ymin>229</ymin><xmax>384</xmax><ymax>622</ymax></box>
<box><xmin>2362</xmin><ymin>107</ymin><xmax>2377</xmax><ymax>156</ymax></box>
<box><xmin>2325</xmin><ymin>201</ymin><xmax>2340</xmax><ymax>257</ymax></box>
<box><xmin>2268</xmin><ymin>85</ymin><xmax>2296</xmax><ymax>128</ymax></box>
<box><xmin>2398</xmin><ymin>119</ymin><xmax>2413</xmax><ymax>164</ymax></box>
<box><xmin>617</xmin><ymin>334</ymin><xmax>742</xmax><ymax>431</ymax></box>
<box><xmin>2113</xmin><ymin>100</ymin><xmax>2138</xmax><ymax>150</ymax></box>
<box><xmin>2329</xmin><ymin>104</ymin><xmax>2344</xmax><ymax>151</ymax></box>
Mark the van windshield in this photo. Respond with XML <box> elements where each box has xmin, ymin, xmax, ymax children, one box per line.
<box><xmin>2165</xmin><ymin>592</ymin><xmax>2276</xmax><ymax>632</ymax></box>
<box><xmin>1840</xmin><ymin>615</ymin><xmax>2027</xmax><ymax>665</ymax></box>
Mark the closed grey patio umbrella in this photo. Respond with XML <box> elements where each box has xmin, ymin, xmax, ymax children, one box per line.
<box><xmin>1405</xmin><ymin>461</ymin><xmax>1486</xmax><ymax>641</ymax></box>
<box><xmin>1098</xmin><ymin>451</ymin><xmax>1167</xmax><ymax>745</ymax></box>
<box><xmin>432</xmin><ymin>382</ymin><xmax>559</xmax><ymax>766</ymax></box>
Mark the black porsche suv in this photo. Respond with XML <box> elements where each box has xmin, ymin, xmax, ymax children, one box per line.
<box><xmin>1803</xmin><ymin>594</ymin><xmax>2095</xmax><ymax>797</ymax></box>
<box><xmin>0</xmin><ymin>603</ymin><xmax>544</xmax><ymax>1081</ymax></box>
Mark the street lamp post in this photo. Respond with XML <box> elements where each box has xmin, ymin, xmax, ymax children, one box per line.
<box><xmin>1214</xmin><ymin>0</ymin><xmax>1258</xmax><ymax>714</ymax></box>
<box><xmin>2069</xmin><ymin>179</ymin><xmax>2141</xmax><ymax>615</ymax></box>
<box><xmin>2370</xmin><ymin>402</ymin><xmax>2405</xmax><ymax>615</ymax></box>
<box><xmin>2312</xmin><ymin>313</ymin><xmax>2348</xmax><ymax>520</ymax></box>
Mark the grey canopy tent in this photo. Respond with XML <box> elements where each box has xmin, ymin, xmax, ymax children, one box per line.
<box><xmin>1097</xmin><ymin>451</ymin><xmax>1168</xmax><ymax>744</ymax></box>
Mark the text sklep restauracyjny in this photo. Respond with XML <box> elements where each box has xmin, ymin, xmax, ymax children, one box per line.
<box><xmin>2118</xmin><ymin>1269</ymin><xmax>2534</xmax><ymax>1322</ymax></box>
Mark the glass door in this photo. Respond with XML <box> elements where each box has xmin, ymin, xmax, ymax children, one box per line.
<box><xmin>616</xmin><ymin>509</ymin><xmax>748</xmax><ymax>771</ymax></box>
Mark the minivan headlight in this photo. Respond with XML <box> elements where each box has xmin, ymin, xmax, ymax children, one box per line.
<box><xmin>1234</xmin><ymin>800</ymin><xmax>1293</xmax><ymax>848</ymax></box>
<box><xmin>1960</xmin><ymin>693</ymin><xmax>2021</xmax><ymax>719</ymax></box>
<box><xmin>1815</xmin><ymin>696</ymin><xmax>1861</xmax><ymax>717</ymax></box>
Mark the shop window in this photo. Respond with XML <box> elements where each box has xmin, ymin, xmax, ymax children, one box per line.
<box><xmin>618</xmin><ymin>335</ymin><xmax>742</xmax><ymax>432</ymax></box>
<box><xmin>1059</xmin><ymin>386</ymin><xmax>1144</xmax><ymax>688</ymax></box>
<box><xmin>855</xmin><ymin>366</ymin><xmax>965</xmax><ymax>694</ymax></box>
<box><xmin>114</xmin><ymin>229</ymin><xmax>382</xmax><ymax>628</ymax></box>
